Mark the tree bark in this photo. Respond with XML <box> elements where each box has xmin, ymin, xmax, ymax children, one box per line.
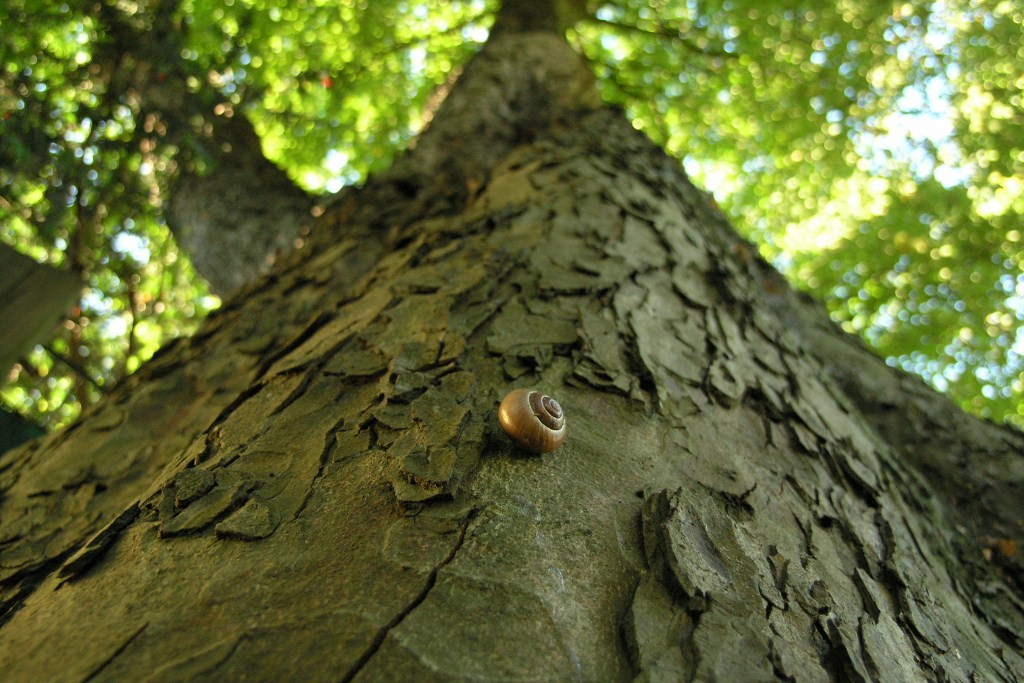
<box><xmin>1</xmin><ymin>6</ymin><xmax>1021</xmax><ymax>681</ymax></box>
<box><xmin>0</xmin><ymin>243</ymin><xmax>82</xmax><ymax>375</ymax></box>
<box><xmin>94</xmin><ymin>0</ymin><xmax>313</xmax><ymax>296</ymax></box>
<box><xmin>164</xmin><ymin>110</ymin><xmax>313</xmax><ymax>296</ymax></box>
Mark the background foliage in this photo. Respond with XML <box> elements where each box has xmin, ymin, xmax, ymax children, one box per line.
<box><xmin>2</xmin><ymin>0</ymin><xmax>1021</xmax><ymax>429</ymax></box>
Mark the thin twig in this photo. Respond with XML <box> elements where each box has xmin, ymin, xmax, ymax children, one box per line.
<box><xmin>591</xmin><ymin>16</ymin><xmax>733</xmax><ymax>59</ymax></box>
<box><xmin>40</xmin><ymin>344</ymin><xmax>108</xmax><ymax>393</ymax></box>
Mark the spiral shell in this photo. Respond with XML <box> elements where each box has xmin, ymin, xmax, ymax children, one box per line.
<box><xmin>498</xmin><ymin>389</ymin><xmax>566</xmax><ymax>454</ymax></box>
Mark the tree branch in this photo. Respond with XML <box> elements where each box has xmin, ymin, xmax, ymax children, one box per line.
<box><xmin>39</xmin><ymin>344</ymin><xmax>107</xmax><ymax>393</ymax></box>
<box><xmin>591</xmin><ymin>16</ymin><xmax>733</xmax><ymax>58</ymax></box>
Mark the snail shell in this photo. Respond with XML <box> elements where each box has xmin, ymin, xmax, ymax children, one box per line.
<box><xmin>498</xmin><ymin>389</ymin><xmax>566</xmax><ymax>454</ymax></box>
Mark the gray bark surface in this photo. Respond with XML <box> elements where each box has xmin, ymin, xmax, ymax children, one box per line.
<box><xmin>95</xmin><ymin>0</ymin><xmax>313</xmax><ymax>296</ymax></box>
<box><xmin>0</xmin><ymin>8</ymin><xmax>1021</xmax><ymax>681</ymax></box>
<box><xmin>165</xmin><ymin>111</ymin><xmax>313</xmax><ymax>296</ymax></box>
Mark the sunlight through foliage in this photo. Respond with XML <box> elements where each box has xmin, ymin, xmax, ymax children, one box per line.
<box><xmin>1</xmin><ymin>0</ymin><xmax>1021</xmax><ymax>428</ymax></box>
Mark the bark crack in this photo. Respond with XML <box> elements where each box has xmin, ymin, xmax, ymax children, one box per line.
<box><xmin>56</xmin><ymin>503</ymin><xmax>141</xmax><ymax>586</ymax></box>
<box><xmin>0</xmin><ymin>544</ymin><xmax>79</xmax><ymax>628</ymax></box>
<box><xmin>81</xmin><ymin>621</ymin><xmax>148</xmax><ymax>682</ymax></box>
<box><xmin>292</xmin><ymin>411</ymin><xmax>349</xmax><ymax>521</ymax></box>
<box><xmin>256</xmin><ymin>311</ymin><xmax>334</xmax><ymax>379</ymax></box>
<box><xmin>339</xmin><ymin>509</ymin><xmax>477</xmax><ymax>682</ymax></box>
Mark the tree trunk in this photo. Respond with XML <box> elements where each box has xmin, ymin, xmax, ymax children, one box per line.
<box><xmin>0</xmin><ymin>243</ymin><xmax>82</xmax><ymax>376</ymax></box>
<box><xmin>1</xmin><ymin>5</ymin><xmax>1021</xmax><ymax>681</ymax></box>
<box><xmin>165</xmin><ymin>110</ymin><xmax>313</xmax><ymax>296</ymax></box>
<box><xmin>94</xmin><ymin>0</ymin><xmax>313</xmax><ymax>296</ymax></box>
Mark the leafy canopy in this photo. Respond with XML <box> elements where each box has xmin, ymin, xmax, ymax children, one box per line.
<box><xmin>1</xmin><ymin>0</ymin><xmax>1022</xmax><ymax>427</ymax></box>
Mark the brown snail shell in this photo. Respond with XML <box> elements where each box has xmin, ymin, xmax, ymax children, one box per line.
<box><xmin>498</xmin><ymin>389</ymin><xmax>566</xmax><ymax>454</ymax></box>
